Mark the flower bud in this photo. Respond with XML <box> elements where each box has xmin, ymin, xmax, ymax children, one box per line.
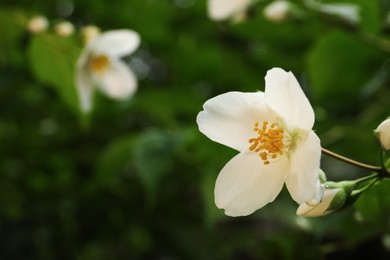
<box><xmin>27</xmin><ymin>15</ymin><xmax>49</xmax><ymax>34</ymax></box>
<box><xmin>263</xmin><ymin>0</ymin><xmax>290</xmax><ymax>22</ymax></box>
<box><xmin>375</xmin><ymin>118</ymin><xmax>390</xmax><ymax>151</ymax></box>
<box><xmin>207</xmin><ymin>0</ymin><xmax>251</xmax><ymax>21</ymax></box>
<box><xmin>296</xmin><ymin>183</ymin><xmax>345</xmax><ymax>217</ymax></box>
<box><xmin>54</xmin><ymin>21</ymin><xmax>75</xmax><ymax>37</ymax></box>
<box><xmin>81</xmin><ymin>25</ymin><xmax>101</xmax><ymax>45</ymax></box>
<box><xmin>305</xmin><ymin>169</ymin><xmax>327</xmax><ymax>206</ymax></box>
<box><xmin>297</xmin><ymin>174</ymin><xmax>379</xmax><ymax>217</ymax></box>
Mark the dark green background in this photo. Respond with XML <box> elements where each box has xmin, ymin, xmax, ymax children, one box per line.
<box><xmin>1</xmin><ymin>0</ymin><xmax>390</xmax><ymax>259</ymax></box>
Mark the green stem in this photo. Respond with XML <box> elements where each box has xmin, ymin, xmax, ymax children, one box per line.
<box><xmin>381</xmin><ymin>149</ymin><xmax>387</xmax><ymax>169</ymax></box>
<box><xmin>356</xmin><ymin>31</ymin><xmax>390</xmax><ymax>54</ymax></box>
<box><xmin>351</xmin><ymin>173</ymin><xmax>379</xmax><ymax>196</ymax></box>
<box><xmin>321</xmin><ymin>147</ymin><xmax>383</xmax><ymax>172</ymax></box>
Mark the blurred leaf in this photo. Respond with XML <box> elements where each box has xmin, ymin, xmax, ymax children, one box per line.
<box><xmin>306</xmin><ymin>30</ymin><xmax>382</xmax><ymax>111</ymax></box>
<box><xmin>355</xmin><ymin>0</ymin><xmax>381</xmax><ymax>33</ymax></box>
<box><xmin>97</xmin><ymin>129</ymin><xmax>181</xmax><ymax>204</ymax></box>
<box><xmin>0</xmin><ymin>8</ymin><xmax>26</xmax><ymax>67</ymax></box>
<box><xmin>200</xmin><ymin>168</ymin><xmax>223</xmax><ymax>228</ymax></box>
<box><xmin>132</xmin><ymin>129</ymin><xmax>179</xmax><ymax>203</ymax></box>
<box><xmin>96</xmin><ymin>135</ymin><xmax>135</xmax><ymax>188</ymax></box>
<box><xmin>134</xmin><ymin>88</ymin><xmax>202</xmax><ymax>126</ymax></box>
<box><xmin>354</xmin><ymin>179</ymin><xmax>390</xmax><ymax>225</ymax></box>
<box><xmin>27</xmin><ymin>33</ymin><xmax>81</xmax><ymax>117</ymax></box>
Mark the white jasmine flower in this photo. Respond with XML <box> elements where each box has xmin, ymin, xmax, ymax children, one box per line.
<box><xmin>196</xmin><ymin>68</ymin><xmax>322</xmax><ymax>216</ymax></box>
<box><xmin>75</xmin><ymin>29</ymin><xmax>140</xmax><ymax>113</ymax></box>
<box><xmin>375</xmin><ymin>118</ymin><xmax>390</xmax><ymax>150</ymax></box>
<box><xmin>54</xmin><ymin>21</ymin><xmax>74</xmax><ymax>37</ymax></box>
<box><xmin>263</xmin><ymin>0</ymin><xmax>290</xmax><ymax>22</ymax></box>
<box><xmin>208</xmin><ymin>0</ymin><xmax>252</xmax><ymax>21</ymax></box>
<box><xmin>27</xmin><ymin>15</ymin><xmax>49</xmax><ymax>34</ymax></box>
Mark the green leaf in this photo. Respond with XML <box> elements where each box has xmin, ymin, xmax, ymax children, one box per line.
<box><xmin>132</xmin><ymin>129</ymin><xmax>179</xmax><ymax>202</ymax></box>
<box><xmin>0</xmin><ymin>8</ymin><xmax>26</xmax><ymax>67</ymax></box>
<box><xmin>96</xmin><ymin>135</ymin><xmax>135</xmax><ymax>188</ymax></box>
<box><xmin>355</xmin><ymin>0</ymin><xmax>381</xmax><ymax>33</ymax></box>
<box><xmin>306</xmin><ymin>31</ymin><xmax>382</xmax><ymax>111</ymax></box>
<box><xmin>354</xmin><ymin>179</ymin><xmax>390</xmax><ymax>225</ymax></box>
<box><xmin>200</xmin><ymin>169</ymin><xmax>223</xmax><ymax>228</ymax></box>
<box><xmin>97</xmin><ymin>129</ymin><xmax>181</xmax><ymax>205</ymax></box>
<box><xmin>27</xmin><ymin>33</ymin><xmax>82</xmax><ymax>117</ymax></box>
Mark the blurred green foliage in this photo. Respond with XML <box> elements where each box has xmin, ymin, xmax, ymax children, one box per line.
<box><xmin>1</xmin><ymin>0</ymin><xmax>390</xmax><ymax>259</ymax></box>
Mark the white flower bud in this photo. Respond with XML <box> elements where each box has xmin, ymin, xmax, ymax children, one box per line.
<box><xmin>296</xmin><ymin>186</ymin><xmax>344</xmax><ymax>217</ymax></box>
<box><xmin>81</xmin><ymin>25</ymin><xmax>101</xmax><ymax>45</ymax></box>
<box><xmin>208</xmin><ymin>0</ymin><xmax>251</xmax><ymax>21</ymax></box>
<box><xmin>375</xmin><ymin>118</ymin><xmax>390</xmax><ymax>150</ymax></box>
<box><xmin>263</xmin><ymin>0</ymin><xmax>290</xmax><ymax>22</ymax></box>
<box><xmin>27</xmin><ymin>15</ymin><xmax>49</xmax><ymax>34</ymax></box>
<box><xmin>297</xmin><ymin>174</ymin><xmax>379</xmax><ymax>217</ymax></box>
<box><xmin>54</xmin><ymin>21</ymin><xmax>75</xmax><ymax>37</ymax></box>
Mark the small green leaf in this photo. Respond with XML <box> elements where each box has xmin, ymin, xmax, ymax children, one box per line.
<box><xmin>27</xmin><ymin>33</ymin><xmax>82</xmax><ymax>117</ymax></box>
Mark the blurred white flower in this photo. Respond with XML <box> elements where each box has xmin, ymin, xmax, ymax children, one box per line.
<box><xmin>375</xmin><ymin>118</ymin><xmax>390</xmax><ymax>150</ymax></box>
<box><xmin>197</xmin><ymin>68</ymin><xmax>322</xmax><ymax>216</ymax></box>
<box><xmin>27</xmin><ymin>15</ymin><xmax>49</xmax><ymax>34</ymax></box>
<box><xmin>263</xmin><ymin>0</ymin><xmax>290</xmax><ymax>22</ymax></box>
<box><xmin>54</xmin><ymin>21</ymin><xmax>74</xmax><ymax>37</ymax></box>
<box><xmin>75</xmin><ymin>29</ymin><xmax>140</xmax><ymax>113</ymax></box>
<box><xmin>81</xmin><ymin>25</ymin><xmax>101</xmax><ymax>46</ymax></box>
<box><xmin>208</xmin><ymin>0</ymin><xmax>251</xmax><ymax>21</ymax></box>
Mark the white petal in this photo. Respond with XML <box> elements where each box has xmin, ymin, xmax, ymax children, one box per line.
<box><xmin>376</xmin><ymin>119</ymin><xmax>390</xmax><ymax>150</ymax></box>
<box><xmin>90</xmin><ymin>29</ymin><xmax>140</xmax><ymax>57</ymax></box>
<box><xmin>263</xmin><ymin>0</ymin><xmax>290</xmax><ymax>22</ymax></box>
<box><xmin>308</xmin><ymin>1</ymin><xmax>360</xmax><ymax>24</ymax></box>
<box><xmin>286</xmin><ymin>131</ymin><xmax>321</xmax><ymax>204</ymax></box>
<box><xmin>208</xmin><ymin>0</ymin><xmax>251</xmax><ymax>21</ymax></box>
<box><xmin>215</xmin><ymin>151</ymin><xmax>288</xmax><ymax>217</ymax></box>
<box><xmin>75</xmin><ymin>52</ymin><xmax>94</xmax><ymax>113</ymax></box>
<box><xmin>264</xmin><ymin>68</ymin><xmax>314</xmax><ymax>130</ymax></box>
<box><xmin>196</xmin><ymin>91</ymin><xmax>276</xmax><ymax>152</ymax></box>
<box><xmin>94</xmin><ymin>59</ymin><xmax>137</xmax><ymax>100</ymax></box>
<box><xmin>296</xmin><ymin>188</ymin><xmax>339</xmax><ymax>217</ymax></box>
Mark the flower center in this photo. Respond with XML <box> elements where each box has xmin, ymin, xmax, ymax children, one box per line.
<box><xmin>90</xmin><ymin>55</ymin><xmax>110</xmax><ymax>74</ymax></box>
<box><xmin>248</xmin><ymin>121</ymin><xmax>287</xmax><ymax>165</ymax></box>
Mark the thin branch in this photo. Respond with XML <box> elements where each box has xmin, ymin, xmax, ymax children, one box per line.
<box><xmin>321</xmin><ymin>147</ymin><xmax>383</xmax><ymax>172</ymax></box>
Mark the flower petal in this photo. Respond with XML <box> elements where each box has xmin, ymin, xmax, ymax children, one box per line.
<box><xmin>91</xmin><ymin>29</ymin><xmax>140</xmax><ymax>57</ymax></box>
<box><xmin>286</xmin><ymin>131</ymin><xmax>321</xmax><ymax>204</ymax></box>
<box><xmin>215</xmin><ymin>151</ymin><xmax>288</xmax><ymax>217</ymax></box>
<box><xmin>264</xmin><ymin>67</ymin><xmax>314</xmax><ymax>130</ymax></box>
<box><xmin>208</xmin><ymin>0</ymin><xmax>251</xmax><ymax>21</ymax></box>
<box><xmin>196</xmin><ymin>91</ymin><xmax>276</xmax><ymax>152</ymax></box>
<box><xmin>296</xmin><ymin>187</ymin><xmax>339</xmax><ymax>217</ymax></box>
<box><xmin>75</xmin><ymin>52</ymin><xmax>94</xmax><ymax>113</ymax></box>
<box><xmin>94</xmin><ymin>59</ymin><xmax>137</xmax><ymax>100</ymax></box>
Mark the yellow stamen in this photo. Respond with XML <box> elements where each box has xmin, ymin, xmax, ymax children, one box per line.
<box><xmin>89</xmin><ymin>55</ymin><xmax>110</xmax><ymax>74</ymax></box>
<box><xmin>248</xmin><ymin>121</ymin><xmax>286</xmax><ymax>165</ymax></box>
